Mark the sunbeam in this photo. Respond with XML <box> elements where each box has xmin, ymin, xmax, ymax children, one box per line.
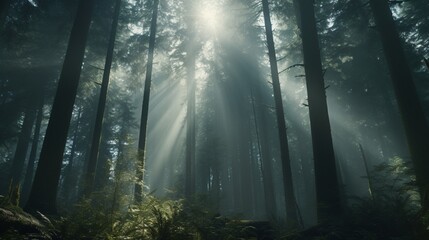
<box><xmin>197</xmin><ymin>3</ymin><xmax>222</xmax><ymax>36</ymax></box>
<box><xmin>3</xmin><ymin>0</ymin><xmax>426</xmax><ymax>238</ymax></box>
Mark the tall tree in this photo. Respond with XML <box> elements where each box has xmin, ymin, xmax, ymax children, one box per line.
<box><xmin>60</xmin><ymin>106</ymin><xmax>83</xmax><ymax>205</ymax></box>
<box><xmin>25</xmin><ymin>0</ymin><xmax>95</xmax><ymax>214</ymax></box>
<box><xmin>252</xmin><ymin>82</ymin><xmax>278</xmax><ymax>220</ymax></box>
<box><xmin>135</xmin><ymin>0</ymin><xmax>160</xmax><ymax>203</ymax></box>
<box><xmin>0</xmin><ymin>0</ymin><xmax>10</xmax><ymax>30</ymax></box>
<box><xmin>21</xmin><ymin>93</ymin><xmax>45</xmax><ymax>203</ymax></box>
<box><xmin>294</xmin><ymin>0</ymin><xmax>342</xmax><ymax>221</ymax></box>
<box><xmin>84</xmin><ymin>0</ymin><xmax>122</xmax><ymax>196</ymax></box>
<box><xmin>184</xmin><ymin>0</ymin><xmax>197</xmax><ymax>199</ymax></box>
<box><xmin>261</xmin><ymin>0</ymin><xmax>298</xmax><ymax>225</ymax></box>
<box><xmin>8</xmin><ymin>107</ymin><xmax>36</xmax><ymax>190</ymax></box>
<box><xmin>369</xmin><ymin>0</ymin><xmax>429</xmax><ymax>209</ymax></box>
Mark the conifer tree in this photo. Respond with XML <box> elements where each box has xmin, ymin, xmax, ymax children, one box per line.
<box><xmin>369</xmin><ymin>0</ymin><xmax>429</xmax><ymax>209</ymax></box>
<box><xmin>25</xmin><ymin>0</ymin><xmax>95</xmax><ymax>214</ymax></box>
<box><xmin>294</xmin><ymin>0</ymin><xmax>342</xmax><ymax>221</ymax></box>
<box><xmin>135</xmin><ymin>0</ymin><xmax>160</xmax><ymax>203</ymax></box>
<box><xmin>84</xmin><ymin>0</ymin><xmax>122</xmax><ymax>196</ymax></box>
<box><xmin>261</xmin><ymin>0</ymin><xmax>298</xmax><ymax>225</ymax></box>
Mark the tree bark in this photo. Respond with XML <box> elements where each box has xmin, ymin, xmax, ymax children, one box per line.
<box><xmin>134</xmin><ymin>0</ymin><xmax>160</xmax><ymax>203</ymax></box>
<box><xmin>185</xmin><ymin>45</ymin><xmax>196</xmax><ymax>198</ymax></box>
<box><xmin>261</xmin><ymin>0</ymin><xmax>298</xmax><ymax>225</ymax></box>
<box><xmin>239</xmin><ymin>121</ymin><xmax>253</xmax><ymax>218</ymax></box>
<box><xmin>251</xmin><ymin>84</ymin><xmax>278</xmax><ymax>220</ymax></box>
<box><xmin>61</xmin><ymin>107</ymin><xmax>82</xmax><ymax>205</ymax></box>
<box><xmin>25</xmin><ymin>0</ymin><xmax>95</xmax><ymax>214</ymax></box>
<box><xmin>369</xmin><ymin>0</ymin><xmax>429</xmax><ymax>209</ymax></box>
<box><xmin>8</xmin><ymin>108</ymin><xmax>36</xmax><ymax>190</ymax></box>
<box><xmin>21</xmin><ymin>94</ymin><xmax>45</xmax><ymax>204</ymax></box>
<box><xmin>0</xmin><ymin>0</ymin><xmax>10</xmax><ymax>31</ymax></box>
<box><xmin>295</xmin><ymin>0</ymin><xmax>342</xmax><ymax>221</ymax></box>
<box><xmin>84</xmin><ymin>0</ymin><xmax>121</xmax><ymax>197</ymax></box>
<box><xmin>184</xmin><ymin>0</ymin><xmax>197</xmax><ymax>199</ymax></box>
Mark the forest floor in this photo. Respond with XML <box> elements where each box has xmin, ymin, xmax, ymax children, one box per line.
<box><xmin>0</xmin><ymin>207</ymin><xmax>57</xmax><ymax>239</ymax></box>
<box><xmin>1</xmin><ymin>191</ymin><xmax>429</xmax><ymax>240</ymax></box>
<box><xmin>2</xmin><ymin>206</ymin><xmax>429</xmax><ymax>240</ymax></box>
<box><xmin>0</xmin><ymin>206</ymin><xmax>274</xmax><ymax>240</ymax></box>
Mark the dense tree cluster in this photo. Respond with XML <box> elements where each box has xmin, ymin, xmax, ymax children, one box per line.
<box><xmin>1</xmin><ymin>0</ymin><xmax>428</xmax><ymax>238</ymax></box>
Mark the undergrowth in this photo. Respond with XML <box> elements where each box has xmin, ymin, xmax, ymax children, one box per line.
<box><xmin>284</xmin><ymin>156</ymin><xmax>429</xmax><ymax>240</ymax></box>
<box><xmin>3</xmin><ymin>157</ymin><xmax>429</xmax><ymax>239</ymax></box>
<box><xmin>56</xmin><ymin>193</ymin><xmax>245</xmax><ymax>240</ymax></box>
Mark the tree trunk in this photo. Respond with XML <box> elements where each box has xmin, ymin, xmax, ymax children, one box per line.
<box><xmin>21</xmin><ymin>94</ymin><xmax>45</xmax><ymax>204</ymax></box>
<box><xmin>8</xmin><ymin>108</ymin><xmax>36</xmax><ymax>190</ymax></box>
<box><xmin>134</xmin><ymin>0</ymin><xmax>159</xmax><ymax>203</ymax></box>
<box><xmin>369</xmin><ymin>0</ymin><xmax>429</xmax><ymax>209</ymax></box>
<box><xmin>295</xmin><ymin>0</ymin><xmax>341</xmax><ymax>221</ymax></box>
<box><xmin>295</xmin><ymin>0</ymin><xmax>342</xmax><ymax>221</ymax></box>
<box><xmin>211</xmin><ymin>157</ymin><xmax>220</xmax><ymax>212</ymax></box>
<box><xmin>239</xmin><ymin>121</ymin><xmax>253</xmax><ymax>218</ymax></box>
<box><xmin>84</xmin><ymin>0</ymin><xmax>121</xmax><ymax>197</ymax></box>
<box><xmin>249</xmin><ymin>130</ymin><xmax>261</xmax><ymax>218</ymax></box>
<box><xmin>184</xmin><ymin>0</ymin><xmax>197</xmax><ymax>199</ymax></box>
<box><xmin>25</xmin><ymin>0</ymin><xmax>95</xmax><ymax>214</ymax></box>
<box><xmin>61</xmin><ymin>107</ymin><xmax>82</xmax><ymax>205</ymax></box>
<box><xmin>261</xmin><ymin>0</ymin><xmax>298</xmax><ymax>225</ymax></box>
<box><xmin>251</xmin><ymin>85</ymin><xmax>277</xmax><ymax>220</ymax></box>
<box><xmin>94</xmin><ymin>125</ymin><xmax>113</xmax><ymax>190</ymax></box>
<box><xmin>231</xmin><ymin>142</ymin><xmax>242</xmax><ymax>213</ymax></box>
<box><xmin>0</xmin><ymin>0</ymin><xmax>10</xmax><ymax>30</ymax></box>
<box><xmin>185</xmin><ymin>46</ymin><xmax>196</xmax><ymax>198</ymax></box>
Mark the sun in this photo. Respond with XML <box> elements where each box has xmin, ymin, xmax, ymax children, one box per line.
<box><xmin>197</xmin><ymin>5</ymin><xmax>220</xmax><ymax>35</ymax></box>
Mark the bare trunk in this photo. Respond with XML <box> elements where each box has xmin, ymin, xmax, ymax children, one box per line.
<box><xmin>251</xmin><ymin>85</ymin><xmax>277</xmax><ymax>220</ymax></box>
<box><xmin>0</xmin><ymin>0</ymin><xmax>10</xmax><ymax>30</ymax></box>
<box><xmin>61</xmin><ymin>107</ymin><xmax>83</xmax><ymax>204</ymax></box>
<box><xmin>295</xmin><ymin>0</ymin><xmax>342</xmax><ymax>221</ymax></box>
<box><xmin>9</xmin><ymin>108</ymin><xmax>36</xmax><ymax>190</ymax></box>
<box><xmin>25</xmin><ymin>0</ymin><xmax>95</xmax><ymax>214</ymax></box>
<box><xmin>84</xmin><ymin>0</ymin><xmax>121</xmax><ymax>196</ymax></box>
<box><xmin>261</xmin><ymin>0</ymin><xmax>298</xmax><ymax>225</ymax></box>
<box><xmin>369</xmin><ymin>0</ymin><xmax>429</xmax><ymax>209</ymax></box>
<box><xmin>185</xmin><ymin>49</ymin><xmax>196</xmax><ymax>198</ymax></box>
<box><xmin>134</xmin><ymin>0</ymin><xmax>159</xmax><ymax>203</ymax></box>
<box><xmin>21</xmin><ymin>94</ymin><xmax>45</xmax><ymax>204</ymax></box>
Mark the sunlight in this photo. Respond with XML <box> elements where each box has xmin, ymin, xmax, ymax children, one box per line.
<box><xmin>145</xmin><ymin>78</ymin><xmax>187</xmax><ymax>195</ymax></box>
<box><xmin>28</xmin><ymin>0</ymin><xmax>38</xmax><ymax>7</ymax></box>
<box><xmin>197</xmin><ymin>4</ymin><xmax>221</xmax><ymax>35</ymax></box>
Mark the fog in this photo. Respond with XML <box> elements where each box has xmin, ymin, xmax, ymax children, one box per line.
<box><xmin>1</xmin><ymin>0</ymin><xmax>428</xmax><ymax>238</ymax></box>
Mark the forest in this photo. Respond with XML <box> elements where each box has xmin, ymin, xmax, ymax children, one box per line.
<box><xmin>0</xmin><ymin>0</ymin><xmax>429</xmax><ymax>239</ymax></box>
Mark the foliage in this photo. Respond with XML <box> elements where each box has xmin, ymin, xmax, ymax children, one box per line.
<box><xmin>346</xmin><ymin>157</ymin><xmax>428</xmax><ymax>239</ymax></box>
<box><xmin>1</xmin><ymin>190</ymin><xmax>57</xmax><ymax>240</ymax></box>
<box><xmin>57</xmin><ymin>196</ymin><xmax>117</xmax><ymax>240</ymax></box>
<box><xmin>108</xmin><ymin>196</ymin><xmax>187</xmax><ymax>240</ymax></box>
<box><xmin>55</xmin><ymin>192</ymin><xmax>249</xmax><ymax>240</ymax></box>
<box><xmin>284</xmin><ymin>157</ymin><xmax>429</xmax><ymax>240</ymax></box>
<box><xmin>1</xmin><ymin>182</ymin><xmax>22</xmax><ymax>211</ymax></box>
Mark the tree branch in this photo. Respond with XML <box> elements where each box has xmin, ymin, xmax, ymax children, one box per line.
<box><xmin>278</xmin><ymin>63</ymin><xmax>305</xmax><ymax>75</ymax></box>
<box><xmin>424</xmin><ymin>57</ymin><xmax>429</xmax><ymax>71</ymax></box>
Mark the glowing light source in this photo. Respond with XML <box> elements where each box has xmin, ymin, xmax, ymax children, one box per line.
<box><xmin>198</xmin><ymin>5</ymin><xmax>220</xmax><ymax>34</ymax></box>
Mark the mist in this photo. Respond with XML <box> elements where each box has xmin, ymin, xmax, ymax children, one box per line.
<box><xmin>1</xmin><ymin>0</ymin><xmax>429</xmax><ymax>239</ymax></box>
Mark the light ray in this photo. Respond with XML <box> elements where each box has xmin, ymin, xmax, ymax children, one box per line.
<box><xmin>197</xmin><ymin>3</ymin><xmax>222</xmax><ymax>36</ymax></box>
